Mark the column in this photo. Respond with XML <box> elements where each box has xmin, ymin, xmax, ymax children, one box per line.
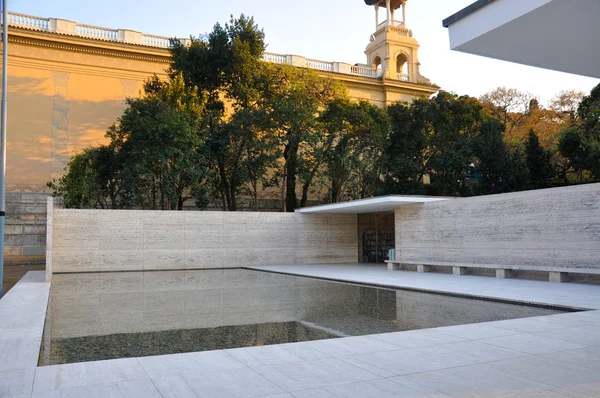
<box><xmin>386</xmin><ymin>0</ymin><xmax>391</xmax><ymax>26</ymax></box>
<box><xmin>375</xmin><ymin>6</ymin><xmax>379</xmax><ymax>29</ymax></box>
<box><xmin>402</xmin><ymin>3</ymin><xmax>406</xmax><ymax>26</ymax></box>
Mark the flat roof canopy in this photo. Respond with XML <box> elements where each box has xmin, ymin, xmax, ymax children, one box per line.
<box><xmin>295</xmin><ymin>195</ymin><xmax>450</xmax><ymax>214</ymax></box>
<box><xmin>443</xmin><ymin>0</ymin><xmax>600</xmax><ymax>78</ymax></box>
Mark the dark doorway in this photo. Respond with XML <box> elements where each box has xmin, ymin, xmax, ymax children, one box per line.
<box><xmin>358</xmin><ymin>212</ymin><xmax>395</xmax><ymax>263</ymax></box>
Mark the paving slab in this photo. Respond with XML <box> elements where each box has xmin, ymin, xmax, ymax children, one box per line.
<box><xmin>153</xmin><ymin>367</ymin><xmax>286</xmax><ymax>398</ymax></box>
<box><xmin>252</xmin><ymin>357</ymin><xmax>380</xmax><ymax>392</ymax></box>
<box><xmin>0</xmin><ymin>271</ymin><xmax>49</xmax><ymax>398</ymax></box>
<box><xmin>291</xmin><ymin>378</ymin><xmax>429</xmax><ymax>398</ymax></box>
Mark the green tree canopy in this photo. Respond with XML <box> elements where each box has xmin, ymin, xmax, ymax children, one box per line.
<box><xmin>472</xmin><ymin>119</ymin><xmax>528</xmax><ymax>195</ymax></box>
<box><xmin>318</xmin><ymin>99</ymin><xmax>390</xmax><ymax>203</ymax></box>
<box><xmin>558</xmin><ymin>82</ymin><xmax>600</xmax><ymax>182</ymax></box>
<box><xmin>47</xmin><ymin>147</ymin><xmax>113</xmax><ymax>209</ymax></box>
<box><xmin>170</xmin><ymin>15</ymin><xmax>277</xmax><ymax>211</ymax></box>
<box><xmin>525</xmin><ymin>130</ymin><xmax>555</xmax><ymax>189</ymax></box>
<box><xmin>380</xmin><ymin>102</ymin><xmax>425</xmax><ymax>195</ymax></box>
<box><xmin>417</xmin><ymin>91</ymin><xmax>485</xmax><ymax>196</ymax></box>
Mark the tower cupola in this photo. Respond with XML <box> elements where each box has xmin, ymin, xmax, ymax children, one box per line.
<box><xmin>363</xmin><ymin>0</ymin><xmax>429</xmax><ymax>84</ymax></box>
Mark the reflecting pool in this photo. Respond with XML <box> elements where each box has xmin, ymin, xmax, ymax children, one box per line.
<box><xmin>39</xmin><ymin>269</ymin><xmax>566</xmax><ymax>365</ymax></box>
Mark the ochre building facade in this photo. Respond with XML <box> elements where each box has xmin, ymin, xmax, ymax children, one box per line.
<box><xmin>2</xmin><ymin>1</ymin><xmax>436</xmax><ymax>262</ymax></box>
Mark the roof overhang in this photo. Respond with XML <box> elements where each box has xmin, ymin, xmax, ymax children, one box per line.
<box><xmin>295</xmin><ymin>195</ymin><xmax>451</xmax><ymax>214</ymax></box>
<box><xmin>443</xmin><ymin>0</ymin><xmax>600</xmax><ymax>79</ymax></box>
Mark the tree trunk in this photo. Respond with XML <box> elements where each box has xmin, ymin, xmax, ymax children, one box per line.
<box><xmin>228</xmin><ymin>136</ymin><xmax>248</xmax><ymax>212</ymax></box>
<box><xmin>251</xmin><ymin>179</ymin><xmax>259</xmax><ymax>210</ymax></box>
<box><xmin>281</xmin><ymin>174</ymin><xmax>286</xmax><ymax>212</ymax></box>
<box><xmin>285</xmin><ymin>138</ymin><xmax>299</xmax><ymax>212</ymax></box>
<box><xmin>229</xmin><ymin>183</ymin><xmax>237</xmax><ymax>211</ymax></box>
<box><xmin>282</xmin><ymin>145</ymin><xmax>289</xmax><ymax>212</ymax></box>
<box><xmin>300</xmin><ymin>168</ymin><xmax>317</xmax><ymax>208</ymax></box>
<box><xmin>220</xmin><ymin>190</ymin><xmax>227</xmax><ymax>211</ymax></box>
<box><xmin>300</xmin><ymin>181</ymin><xmax>310</xmax><ymax>208</ymax></box>
<box><xmin>151</xmin><ymin>181</ymin><xmax>157</xmax><ymax>210</ymax></box>
<box><xmin>160</xmin><ymin>175</ymin><xmax>165</xmax><ymax>210</ymax></box>
<box><xmin>330</xmin><ymin>181</ymin><xmax>340</xmax><ymax>203</ymax></box>
<box><xmin>177</xmin><ymin>195</ymin><xmax>184</xmax><ymax>211</ymax></box>
<box><xmin>217</xmin><ymin>158</ymin><xmax>233</xmax><ymax>211</ymax></box>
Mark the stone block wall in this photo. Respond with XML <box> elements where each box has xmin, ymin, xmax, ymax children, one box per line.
<box><xmin>395</xmin><ymin>183</ymin><xmax>600</xmax><ymax>269</ymax></box>
<box><xmin>48</xmin><ymin>206</ymin><xmax>358</xmax><ymax>275</ymax></box>
<box><xmin>4</xmin><ymin>192</ymin><xmax>49</xmax><ymax>264</ymax></box>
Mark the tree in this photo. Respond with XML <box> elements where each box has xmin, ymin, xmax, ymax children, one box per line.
<box><xmin>549</xmin><ymin>89</ymin><xmax>585</xmax><ymax>123</ymax></box>
<box><xmin>262</xmin><ymin>65</ymin><xmax>345</xmax><ymax>211</ymax></box>
<box><xmin>480</xmin><ymin>87</ymin><xmax>534</xmax><ymax>140</ymax></box>
<box><xmin>525</xmin><ymin>130</ymin><xmax>555</xmax><ymax>189</ymax></box>
<box><xmin>417</xmin><ymin>91</ymin><xmax>486</xmax><ymax>196</ymax></box>
<box><xmin>319</xmin><ymin>99</ymin><xmax>390</xmax><ymax>203</ymax></box>
<box><xmin>558</xmin><ymin>83</ymin><xmax>600</xmax><ymax>182</ymax></box>
<box><xmin>115</xmin><ymin>74</ymin><xmax>209</xmax><ymax>210</ymax></box>
<box><xmin>169</xmin><ymin>14</ymin><xmax>269</xmax><ymax>211</ymax></box>
<box><xmin>480</xmin><ymin>87</ymin><xmax>577</xmax><ymax>150</ymax></box>
<box><xmin>379</xmin><ymin>102</ymin><xmax>425</xmax><ymax>194</ymax></box>
<box><xmin>47</xmin><ymin>147</ymin><xmax>110</xmax><ymax>209</ymax></box>
<box><xmin>50</xmin><ymin>73</ymin><xmax>211</xmax><ymax>210</ymax></box>
<box><xmin>472</xmin><ymin>119</ymin><xmax>528</xmax><ymax>194</ymax></box>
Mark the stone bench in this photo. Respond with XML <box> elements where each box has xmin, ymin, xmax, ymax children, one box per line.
<box><xmin>384</xmin><ymin>260</ymin><xmax>600</xmax><ymax>283</ymax></box>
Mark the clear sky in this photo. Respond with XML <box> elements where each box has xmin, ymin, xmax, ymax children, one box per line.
<box><xmin>11</xmin><ymin>0</ymin><xmax>599</xmax><ymax>105</ymax></box>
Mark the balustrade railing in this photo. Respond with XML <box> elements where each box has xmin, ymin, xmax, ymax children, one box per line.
<box><xmin>75</xmin><ymin>24</ymin><xmax>118</xmax><ymax>41</ymax></box>
<box><xmin>351</xmin><ymin>65</ymin><xmax>377</xmax><ymax>78</ymax></box>
<box><xmin>141</xmin><ymin>34</ymin><xmax>171</xmax><ymax>48</ymax></box>
<box><xmin>399</xmin><ymin>74</ymin><xmax>410</xmax><ymax>82</ymax></box>
<box><xmin>377</xmin><ymin>19</ymin><xmax>404</xmax><ymax>29</ymax></box>
<box><xmin>4</xmin><ymin>11</ymin><xmax>401</xmax><ymax>82</ymax></box>
<box><xmin>262</xmin><ymin>52</ymin><xmax>287</xmax><ymax>64</ymax></box>
<box><xmin>305</xmin><ymin>58</ymin><xmax>334</xmax><ymax>72</ymax></box>
<box><xmin>6</xmin><ymin>12</ymin><xmax>49</xmax><ymax>31</ymax></box>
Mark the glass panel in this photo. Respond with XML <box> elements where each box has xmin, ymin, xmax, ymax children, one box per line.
<box><xmin>357</xmin><ymin>212</ymin><xmax>395</xmax><ymax>263</ymax></box>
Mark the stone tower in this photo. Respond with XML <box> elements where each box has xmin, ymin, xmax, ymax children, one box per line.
<box><xmin>364</xmin><ymin>0</ymin><xmax>429</xmax><ymax>84</ymax></box>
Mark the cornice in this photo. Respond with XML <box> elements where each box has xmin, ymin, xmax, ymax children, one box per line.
<box><xmin>7</xmin><ymin>28</ymin><xmax>172</xmax><ymax>64</ymax></box>
<box><xmin>7</xmin><ymin>57</ymin><xmax>167</xmax><ymax>81</ymax></box>
<box><xmin>317</xmin><ymin>70</ymin><xmax>437</xmax><ymax>94</ymax></box>
<box><xmin>5</xmin><ymin>27</ymin><xmax>437</xmax><ymax>96</ymax></box>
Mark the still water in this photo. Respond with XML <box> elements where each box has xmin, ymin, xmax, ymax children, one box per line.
<box><xmin>40</xmin><ymin>269</ymin><xmax>566</xmax><ymax>365</ymax></box>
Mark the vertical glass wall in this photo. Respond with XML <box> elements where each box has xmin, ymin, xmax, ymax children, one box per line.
<box><xmin>357</xmin><ymin>212</ymin><xmax>395</xmax><ymax>263</ymax></box>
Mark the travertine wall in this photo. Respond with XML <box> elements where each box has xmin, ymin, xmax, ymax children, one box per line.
<box><xmin>395</xmin><ymin>183</ymin><xmax>600</xmax><ymax>269</ymax></box>
<box><xmin>48</xmin><ymin>206</ymin><xmax>357</xmax><ymax>275</ymax></box>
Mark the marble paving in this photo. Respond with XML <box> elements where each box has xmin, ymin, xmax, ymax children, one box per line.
<box><xmin>2</xmin><ymin>266</ymin><xmax>600</xmax><ymax>397</ymax></box>
<box><xmin>0</xmin><ymin>272</ymin><xmax>49</xmax><ymax>398</ymax></box>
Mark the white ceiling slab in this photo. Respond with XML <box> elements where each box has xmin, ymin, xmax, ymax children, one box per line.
<box><xmin>295</xmin><ymin>195</ymin><xmax>451</xmax><ymax>214</ymax></box>
<box><xmin>443</xmin><ymin>0</ymin><xmax>600</xmax><ymax>78</ymax></box>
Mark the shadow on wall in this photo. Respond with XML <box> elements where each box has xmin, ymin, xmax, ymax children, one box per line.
<box><xmin>7</xmin><ymin>92</ymin><xmax>122</xmax><ymax>185</ymax></box>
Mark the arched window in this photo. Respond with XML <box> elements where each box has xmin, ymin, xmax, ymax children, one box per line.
<box><xmin>373</xmin><ymin>56</ymin><xmax>382</xmax><ymax>70</ymax></box>
<box><xmin>372</xmin><ymin>56</ymin><xmax>383</xmax><ymax>77</ymax></box>
<box><xmin>396</xmin><ymin>54</ymin><xmax>409</xmax><ymax>80</ymax></box>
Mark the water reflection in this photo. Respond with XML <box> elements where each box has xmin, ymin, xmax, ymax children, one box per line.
<box><xmin>40</xmin><ymin>269</ymin><xmax>564</xmax><ymax>365</ymax></box>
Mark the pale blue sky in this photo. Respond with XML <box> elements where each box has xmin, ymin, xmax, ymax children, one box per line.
<box><xmin>11</xmin><ymin>0</ymin><xmax>599</xmax><ymax>104</ymax></box>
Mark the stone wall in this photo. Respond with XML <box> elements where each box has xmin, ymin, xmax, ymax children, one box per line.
<box><xmin>395</xmin><ymin>183</ymin><xmax>600</xmax><ymax>269</ymax></box>
<box><xmin>5</xmin><ymin>192</ymin><xmax>49</xmax><ymax>264</ymax></box>
<box><xmin>48</xmin><ymin>205</ymin><xmax>358</xmax><ymax>276</ymax></box>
